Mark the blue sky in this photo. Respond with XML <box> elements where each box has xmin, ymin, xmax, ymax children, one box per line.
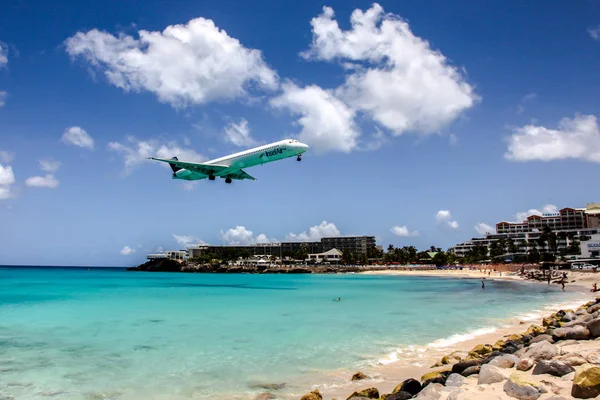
<box><xmin>1</xmin><ymin>0</ymin><xmax>599</xmax><ymax>266</ymax></box>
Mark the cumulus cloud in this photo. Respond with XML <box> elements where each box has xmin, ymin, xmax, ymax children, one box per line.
<box><xmin>0</xmin><ymin>163</ymin><xmax>15</xmax><ymax>199</ymax></box>
<box><xmin>436</xmin><ymin>210</ymin><xmax>459</xmax><ymax>229</ymax></box>
<box><xmin>173</xmin><ymin>234</ymin><xmax>205</xmax><ymax>248</ymax></box>
<box><xmin>475</xmin><ymin>223</ymin><xmax>494</xmax><ymax>236</ymax></box>
<box><xmin>120</xmin><ymin>246</ymin><xmax>135</xmax><ymax>256</ymax></box>
<box><xmin>286</xmin><ymin>221</ymin><xmax>341</xmax><ymax>241</ymax></box>
<box><xmin>0</xmin><ymin>150</ymin><xmax>14</xmax><ymax>164</ymax></box>
<box><xmin>223</xmin><ymin>118</ymin><xmax>256</xmax><ymax>147</ymax></box>
<box><xmin>108</xmin><ymin>136</ymin><xmax>205</xmax><ymax>174</ymax></box>
<box><xmin>390</xmin><ymin>225</ymin><xmax>419</xmax><ymax>237</ymax></box>
<box><xmin>62</xmin><ymin>126</ymin><xmax>94</xmax><ymax>149</ymax></box>
<box><xmin>514</xmin><ymin>204</ymin><xmax>558</xmax><ymax>222</ymax></box>
<box><xmin>39</xmin><ymin>159</ymin><xmax>61</xmax><ymax>173</ymax></box>
<box><xmin>65</xmin><ymin>18</ymin><xmax>278</xmax><ymax>108</ymax></box>
<box><xmin>0</xmin><ymin>91</ymin><xmax>6</xmax><ymax>107</ymax></box>
<box><xmin>589</xmin><ymin>25</ymin><xmax>600</xmax><ymax>41</ymax></box>
<box><xmin>25</xmin><ymin>175</ymin><xmax>60</xmax><ymax>189</ymax></box>
<box><xmin>270</xmin><ymin>82</ymin><xmax>358</xmax><ymax>153</ymax></box>
<box><xmin>505</xmin><ymin>114</ymin><xmax>600</xmax><ymax>163</ymax></box>
<box><xmin>220</xmin><ymin>226</ymin><xmax>273</xmax><ymax>245</ymax></box>
<box><xmin>302</xmin><ymin>4</ymin><xmax>477</xmax><ymax>137</ymax></box>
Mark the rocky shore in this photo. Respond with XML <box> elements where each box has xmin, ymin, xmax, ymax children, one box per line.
<box><xmin>295</xmin><ymin>298</ymin><xmax>600</xmax><ymax>400</ymax></box>
<box><xmin>127</xmin><ymin>258</ymin><xmax>363</xmax><ymax>274</ymax></box>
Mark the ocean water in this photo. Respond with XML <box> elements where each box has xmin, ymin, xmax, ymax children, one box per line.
<box><xmin>0</xmin><ymin>267</ymin><xmax>586</xmax><ymax>400</ymax></box>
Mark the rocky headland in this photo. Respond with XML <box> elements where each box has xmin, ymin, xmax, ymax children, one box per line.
<box><xmin>294</xmin><ymin>298</ymin><xmax>600</xmax><ymax>400</ymax></box>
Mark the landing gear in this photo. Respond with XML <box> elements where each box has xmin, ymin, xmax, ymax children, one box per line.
<box><xmin>208</xmin><ymin>174</ymin><xmax>215</xmax><ymax>181</ymax></box>
<box><xmin>297</xmin><ymin>155</ymin><xmax>302</xmax><ymax>162</ymax></box>
<box><xmin>225</xmin><ymin>177</ymin><xmax>232</xmax><ymax>184</ymax></box>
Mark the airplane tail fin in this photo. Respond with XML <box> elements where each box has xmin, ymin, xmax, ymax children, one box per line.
<box><xmin>169</xmin><ymin>157</ymin><xmax>181</xmax><ymax>173</ymax></box>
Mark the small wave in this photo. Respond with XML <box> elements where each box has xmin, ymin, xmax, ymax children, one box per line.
<box><xmin>427</xmin><ymin>327</ymin><xmax>497</xmax><ymax>349</ymax></box>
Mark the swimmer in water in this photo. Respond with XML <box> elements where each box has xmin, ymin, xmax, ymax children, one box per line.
<box><xmin>481</xmin><ymin>279</ymin><xmax>485</xmax><ymax>289</ymax></box>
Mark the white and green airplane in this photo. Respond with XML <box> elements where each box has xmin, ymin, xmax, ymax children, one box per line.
<box><xmin>148</xmin><ymin>139</ymin><xmax>309</xmax><ymax>184</ymax></box>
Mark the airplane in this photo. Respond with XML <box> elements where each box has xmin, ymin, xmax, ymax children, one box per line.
<box><xmin>148</xmin><ymin>139</ymin><xmax>309</xmax><ymax>184</ymax></box>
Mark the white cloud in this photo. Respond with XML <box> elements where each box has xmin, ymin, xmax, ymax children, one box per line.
<box><xmin>390</xmin><ymin>225</ymin><xmax>419</xmax><ymax>237</ymax></box>
<box><xmin>39</xmin><ymin>159</ymin><xmax>61</xmax><ymax>173</ymax></box>
<box><xmin>589</xmin><ymin>25</ymin><xmax>600</xmax><ymax>41</ymax></box>
<box><xmin>0</xmin><ymin>163</ymin><xmax>15</xmax><ymax>199</ymax></box>
<box><xmin>223</xmin><ymin>118</ymin><xmax>256</xmax><ymax>147</ymax></box>
<box><xmin>514</xmin><ymin>204</ymin><xmax>557</xmax><ymax>222</ymax></box>
<box><xmin>270</xmin><ymin>82</ymin><xmax>358</xmax><ymax>153</ymax></box>
<box><xmin>302</xmin><ymin>4</ymin><xmax>477</xmax><ymax>137</ymax></box>
<box><xmin>436</xmin><ymin>209</ymin><xmax>459</xmax><ymax>229</ymax></box>
<box><xmin>220</xmin><ymin>226</ymin><xmax>273</xmax><ymax>245</ymax></box>
<box><xmin>505</xmin><ymin>114</ymin><xmax>600</xmax><ymax>163</ymax></box>
<box><xmin>286</xmin><ymin>221</ymin><xmax>341</xmax><ymax>241</ymax></box>
<box><xmin>0</xmin><ymin>42</ymin><xmax>7</xmax><ymax>67</ymax></box>
<box><xmin>0</xmin><ymin>150</ymin><xmax>14</xmax><ymax>163</ymax></box>
<box><xmin>25</xmin><ymin>174</ymin><xmax>60</xmax><ymax>189</ymax></box>
<box><xmin>108</xmin><ymin>136</ymin><xmax>206</xmax><ymax>173</ymax></box>
<box><xmin>65</xmin><ymin>19</ymin><xmax>278</xmax><ymax>108</ymax></box>
<box><xmin>475</xmin><ymin>223</ymin><xmax>493</xmax><ymax>236</ymax></box>
<box><xmin>120</xmin><ymin>246</ymin><xmax>135</xmax><ymax>256</ymax></box>
<box><xmin>0</xmin><ymin>91</ymin><xmax>6</xmax><ymax>107</ymax></box>
<box><xmin>173</xmin><ymin>234</ymin><xmax>205</xmax><ymax>248</ymax></box>
<box><xmin>516</xmin><ymin>92</ymin><xmax>536</xmax><ymax>115</ymax></box>
<box><xmin>0</xmin><ymin>186</ymin><xmax>13</xmax><ymax>200</ymax></box>
<box><xmin>62</xmin><ymin>126</ymin><xmax>94</xmax><ymax>149</ymax></box>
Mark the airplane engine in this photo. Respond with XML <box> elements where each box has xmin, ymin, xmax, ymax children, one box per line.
<box><xmin>174</xmin><ymin>169</ymin><xmax>193</xmax><ymax>180</ymax></box>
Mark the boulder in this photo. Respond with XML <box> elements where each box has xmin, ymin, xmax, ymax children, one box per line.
<box><xmin>452</xmin><ymin>360</ymin><xmax>480</xmax><ymax>375</ymax></box>
<box><xmin>254</xmin><ymin>393</ymin><xmax>277</xmax><ymax>400</ymax></box>
<box><xmin>555</xmin><ymin>353</ymin><xmax>588</xmax><ymax>367</ymax></box>
<box><xmin>383</xmin><ymin>392</ymin><xmax>413</xmax><ymax>400</ymax></box>
<box><xmin>301</xmin><ymin>390</ymin><xmax>323</xmax><ymax>400</ymax></box>
<box><xmin>503</xmin><ymin>372</ymin><xmax>547</xmax><ymax>400</ymax></box>
<box><xmin>393</xmin><ymin>378</ymin><xmax>421</xmax><ymax>396</ymax></box>
<box><xmin>415</xmin><ymin>383</ymin><xmax>443</xmax><ymax>400</ymax></box>
<box><xmin>489</xmin><ymin>354</ymin><xmax>520</xmax><ymax>368</ymax></box>
<box><xmin>530</xmin><ymin>334</ymin><xmax>555</xmax><ymax>345</ymax></box>
<box><xmin>525</xmin><ymin>324</ymin><xmax>545</xmax><ymax>336</ymax></box>
<box><xmin>585</xmin><ymin>350</ymin><xmax>600</xmax><ymax>365</ymax></box>
<box><xmin>501</xmin><ymin>340</ymin><xmax>522</xmax><ymax>355</ymax></box>
<box><xmin>478</xmin><ymin>364</ymin><xmax>510</xmax><ymax>385</ymax></box>
<box><xmin>553</xmin><ymin>325</ymin><xmax>591</xmax><ymax>341</ymax></box>
<box><xmin>588</xmin><ymin>318</ymin><xmax>600</xmax><ymax>338</ymax></box>
<box><xmin>562</xmin><ymin>311</ymin><xmax>577</xmax><ymax>322</ymax></box>
<box><xmin>346</xmin><ymin>388</ymin><xmax>379</xmax><ymax>400</ymax></box>
<box><xmin>445</xmin><ymin>373</ymin><xmax>465</xmax><ymax>388</ymax></box>
<box><xmin>461</xmin><ymin>365</ymin><xmax>480</xmax><ymax>377</ymax></box>
<box><xmin>351</xmin><ymin>372</ymin><xmax>369</xmax><ymax>381</ymax></box>
<box><xmin>517</xmin><ymin>358</ymin><xmax>535</xmax><ymax>371</ymax></box>
<box><xmin>468</xmin><ymin>344</ymin><xmax>492</xmax><ymax>358</ymax></box>
<box><xmin>492</xmin><ymin>339</ymin><xmax>506</xmax><ymax>351</ymax></box>
<box><xmin>557</xmin><ymin>339</ymin><xmax>580</xmax><ymax>348</ymax></box>
<box><xmin>420</xmin><ymin>370</ymin><xmax>449</xmax><ymax>386</ymax></box>
<box><xmin>524</xmin><ymin>341</ymin><xmax>559</xmax><ymax>362</ymax></box>
<box><xmin>572</xmin><ymin>364</ymin><xmax>600</xmax><ymax>398</ymax></box>
<box><xmin>531</xmin><ymin>360</ymin><xmax>575</xmax><ymax>377</ymax></box>
<box><xmin>588</xmin><ymin>304</ymin><xmax>600</xmax><ymax>314</ymax></box>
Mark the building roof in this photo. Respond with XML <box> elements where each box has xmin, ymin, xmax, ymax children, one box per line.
<box><xmin>309</xmin><ymin>248</ymin><xmax>343</xmax><ymax>256</ymax></box>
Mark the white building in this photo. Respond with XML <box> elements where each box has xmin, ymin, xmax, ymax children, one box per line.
<box><xmin>308</xmin><ymin>248</ymin><xmax>342</xmax><ymax>262</ymax></box>
<box><xmin>581</xmin><ymin>234</ymin><xmax>600</xmax><ymax>258</ymax></box>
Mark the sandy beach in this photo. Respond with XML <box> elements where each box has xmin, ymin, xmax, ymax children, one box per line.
<box><xmin>296</xmin><ymin>268</ymin><xmax>600</xmax><ymax>400</ymax></box>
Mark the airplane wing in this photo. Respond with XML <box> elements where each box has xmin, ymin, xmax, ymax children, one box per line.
<box><xmin>149</xmin><ymin>157</ymin><xmax>229</xmax><ymax>176</ymax></box>
<box><xmin>227</xmin><ymin>169</ymin><xmax>257</xmax><ymax>181</ymax></box>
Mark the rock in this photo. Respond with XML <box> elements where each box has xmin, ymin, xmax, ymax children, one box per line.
<box><xmin>445</xmin><ymin>373</ymin><xmax>465</xmax><ymax>388</ymax></box>
<box><xmin>452</xmin><ymin>360</ymin><xmax>480</xmax><ymax>375</ymax></box>
<box><xmin>557</xmin><ymin>339</ymin><xmax>580</xmax><ymax>348</ymax></box>
<box><xmin>530</xmin><ymin>334</ymin><xmax>555</xmax><ymax>345</ymax></box>
<box><xmin>525</xmin><ymin>324</ymin><xmax>545</xmax><ymax>336</ymax></box>
<box><xmin>469</xmin><ymin>343</ymin><xmax>493</xmax><ymax>355</ymax></box>
<box><xmin>254</xmin><ymin>393</ymin><xmax>276</xmax><ymax>400</ymax></box>
<box><xmin>524</xmin><ymin>341</ymin><xmax>559</xmax><ymax>362</ymax></box>
<box><xmin>517</xmin><ymin>358</ymin><xmax>535</xmax><ymax>371</ymax></box>
<box><xmin>301</xmin><ymin>390</ymin><xmax>323</xmax><ymax>400</ymax></box>
<box><xmin>393</xmin><ymin>378</ymin><xmax>421</xmax><ymax>396</ymax></box>
<box><xmin>493</xmin><ymin>339</ymin><xmax>506</xmax><ymax>351</ymax></box>
<box><xmin>415</xmin><ymin>383</ymin><xmax>443</xmax><ymax>400</ymax></box>
<box><xmin>553</xmin><ymin>325</ymin><xmax>591</xmax><ymax>341</ymax></box>
<box><xmin>489</xmin><ymin>354</ymin><xmax>520</xmax><ymax>368</ymax></box>
<box><xmin>508</xmin><ymin>333</ymin><xmax>524</xmax><ymax>342</ymax></box>
<box><xmin>502</xmin><ymin>340</ymin><xmax>522</xmax><ymax>354</ymax></box>
<box><xmin>532</xmin><ymin>360</ymin><xmax>575</xmax><ymax>377</ymax></box>
<box><xmin>420</xmin><ymin>369</ymin><xmax>449</xmax><ymax>386</ymax></box>
<box><xmin>351</xmin><ymin>372</ymin><xmax>369</xmax><ymax>381</ymax></box>
<box><xmin>503</xmin><ymin>372</ymin><xmax>547</xmax><ymax>400</ymax></box>
<box><xmin>562</xmin><ymin>312</ymin><xmax>577</xmax><ymax>322</ymax></box>
<box><xmin>478</xmin><ymin>364</ymin><xmax>509</xmax><ymax>385</ymax></box>
<box><xmin>572</xmin><ymin>364</ymin><xmax>600</xmax><ymax>398</ymax></box>
<box><xmin>347</xmin><ymin>397</ymin><xmax>370</xmax><ymax>400</ymax></box>
<box><xmin>555</xmin><ymin>353</ymin><xmax>588</xmax><ymax>366</ymax></box>
<box><xmin>346</xmin><ymin>388</ymin><xmax>379</xmax><ymax>400</ymax></box>
<box><xmin>585</xmin><ymin>350</ymin><xmax>600</xmax><ymax>365</ymax></box>
<box><xmin>384</xmin><ymin>392</ymin><xmax>412</xmax><ymax>400</ymax></box>
<box><xmin>588</xmin><ymin>304</ymin><xmax>600</xmax><ymax>314</ymax></box>
<box><xmin>588</xmin><ymin>318</ymin><xmax>600</xmax><ymax>338</ymax></box>
<box><xmin>461</xmin><ymin>365</ymin><xmax>481</xmax><ymax>377</ymax></box>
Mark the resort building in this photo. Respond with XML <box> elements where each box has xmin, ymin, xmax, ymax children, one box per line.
<box><xmin>307</xmin><ymin>248</ymin><xmax>342</xmax><ymax>262</ymax></box>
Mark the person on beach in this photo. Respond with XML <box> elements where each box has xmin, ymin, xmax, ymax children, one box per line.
<box><xmin>591</xmin><ymin>283</ymin><xmax>598</xmax><ymax>293</ymax></box>
<box><xmin>548</xmin><ymin>273</ymin><xmax>551</xmax><ymax>285</ymax></box>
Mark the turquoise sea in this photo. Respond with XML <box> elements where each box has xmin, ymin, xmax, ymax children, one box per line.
<box><xmin>0</xmin><ymin>267</ymin><xmax>587</xmax><ymax>400</ymax></box>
